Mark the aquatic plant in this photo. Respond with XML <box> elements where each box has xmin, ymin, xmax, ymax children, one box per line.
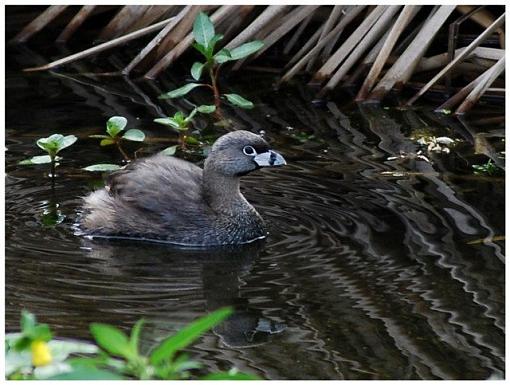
<box><xmin>6</xmin><ymin>309</ymin><xmax>259</xmax><ymax>380</ymax></box>
<box><xmin>159</xmin><ymin>12</ymin><xmax>263</xmax><ymax>112</ymax></box>
<box><xmin>154</xmin><ymin>105</ymin><xmax>215</xmax><ymax>149</ymax></box>
<box><xmin>19</xmin><ymin>134</ymin><xmax>77</xmax><ymax>177</ymax></box>
<box><xmin>472</xmin><ymin>158</ymin><xmax>502</xmax><ymax>176</ymax></box>
<box><xmin>85</xmin><ymin>116</ymin><xmax>145</xmax><ymax>172</ymax></box>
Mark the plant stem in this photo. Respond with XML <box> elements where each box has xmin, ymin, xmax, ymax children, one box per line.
<box><xmin>209</xmin><ymin>66</ymin><xmax>222</xmax><ymax>118</ymax></box>
<box><xmin>116</xmin><ymin>140</ymin><xmax>131</xmax><ymax>162</ymax></box>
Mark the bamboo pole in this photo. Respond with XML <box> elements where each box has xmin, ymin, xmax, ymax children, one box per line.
<box><xmin>98</xmin><ymin>5</ymin><xmax>148</xmax><ymax>40</ymax></box>
<box><xmin>23</xmin><ymin>16</ymin><xmax>177</xmax><ymax>72</ymax></box>
<box><xmin>318</xmin><ymin>5</ymin><xmax>402</xmax><ymax>95</ymax></box>
<box><xmin>278</xmin><ymin>5</ymin><xmax>366</xmax><ymax>84</ymax></box>
<box><xmin>312</xmin><ymin>5</ymin><xmax>387</xmax><ymax>83</ymax></box>
<box><xmin>455</xmin><ymin>56</ymin><xmax>505</xmax><ymax>114</ymax></box>
<box><xmin>356</xmin><ymin>5</ymin><xmax>421</xmax><ymax>101</ymax></box>
<box><xmin>306</xmin><ymin>5</ymin><xmax>344</xmax><ymax>71</ymax></box>
<box><xmin>122</xmin><ymin>6</ymin><xmax>191</xmax><ymax>75</ymax></box>
<box><xmin>406</xmin><ymin>12</ymin><xmax>505</xmax><ymax>106</ymax></box>
<box><xmin>56</xmin><ymin>5</ymin><xmax>96</xmax><ymax>43</ymax></box>
<box><xmin>145</xmin><ymin>5</ymin><xmax>238</xmax><ymax>79</ymax></box>
<box><xmin>367</xmin><ymin>5</ymin><xmax>456</xmax><ymax>101</ymax></box>
<box><xmin>224</xmin><ymin>5</ymin><xmax>291</xmax><ymax>50</ymax></box>
<box><xmin>10</xmin><ymin>5</ymin><xmax>68</xmax><ymax>44</ymax></box>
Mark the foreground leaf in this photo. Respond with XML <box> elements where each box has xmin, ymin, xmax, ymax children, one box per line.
<box><xmin>224</xmin><ymin>94</ymin><xmax>254</xmax><ymax>109</ymax></box>
<box><xmin>154</xmin><ymin>117</ymin><xmax>181</xmax><ymax>129</ymax></box>
<box><xmin>159</xmin><ymin>83</ymin><xmax>204</xmax><ymax>99</ymax></box>
<box><xmin>83</xmin><ymin>164</ymin><xmax>122</xmax><ymax>172</ymax></box>
<box><xmin>150</xmin><ymin>307</ymin><xmax>232</xmax><ymax>365</ymax></box>
<box><xmin>106</xmin><ymin>116</ymin><xmax>127</xmax><ymax>138</ymax></box>
<box><xmin>19</xmin><ymin>155</ymin><xmax>53</xmax><ymax>165</ymax></box>
<box><xmin>49</xmin><ymin>366</ymin><xmax>124</xmax><ymax>380</ymax></box>
<box><xmin>229</xmin><ymin>41</ymin><xmax>264</xmax><ymax>60</ymax></box>
<box><xmin>196</xmin><ymin>105</ymin><xmax>216</xmax><ymax>114</ymax></box>
<box><xmin>129</xmin><ymin>319</ymin><xmax>145</xmax><ymax>354</ymax></box>
<box><xmin>90</xmin><ymin>323</ymin><xmax>133</xmax><ymax>360</ymax></box>
<box><xmin>122</xmin><ymin>129</ymin><xmax>145</xmax><ymax>142</ymax></box>
<box><xmin>201</xmin><ymin>371</ymin><xmax>260</xmax><ymax>380</ymax></box>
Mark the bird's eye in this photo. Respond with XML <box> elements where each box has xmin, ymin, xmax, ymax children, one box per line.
<box><xmin>243</xmin><ymin>146</ymin><xmax>257</xmax><ymax>156</ymax></box>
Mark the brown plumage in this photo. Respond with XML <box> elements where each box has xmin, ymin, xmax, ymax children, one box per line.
<box><xmin>80</xmin><ymin>130</ymin><xmax>286</xmax><ymax>246</ymax></box>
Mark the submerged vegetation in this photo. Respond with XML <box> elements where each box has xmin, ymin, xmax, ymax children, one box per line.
<box><xmin>6</xmin><ymin>309</ymin><xmax>259</xmax><ymax>380</ymax></box>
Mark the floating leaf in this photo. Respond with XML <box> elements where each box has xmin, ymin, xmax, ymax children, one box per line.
<box><xmin>150</xmin><ymin>307</ymin><xmax>232</xmax><ymax>365</ymax></box>
<box><xmin>196</xmin><ymin>105</ymin><xmax>216</xmax><ymax>114</ymax></box>
<box><xmin>100</xmin><ymin>138</ymin><xmax>115</xmax><ymax>146</ymax></box>
<box><xmin>193</xmin><ymin>12</ymin><xmax>215</xmax><ymax>51</ymax></box>
<box><xmin>224</xmin><ymin>93</ymin><xmax>254</xmax><ymax>109</ymax></box>
<box><xmin>90</xmin><ymin>323</ymin><xmax>134</xmax><ymax>360</ymax></box>
<box><xmin>160</xmin><ymin>145</ymin><xmax>177</xmax><ymax>156</ymax></box>
<box><xmin>122</xmin><ymin>129</ymin><xmax>145</xmax><ymax>142</ymax></box>
<box><xmin>106</xmin><ymin>116</ymin><xmax>127</xmax><ymax>138</ymax></box>
<box><xmin>229</xmin><ymin>40</ymin><xmax>264</xmax><ymax>60</ymax></box>
<box><xmin>19</xmin><ymin>155</ymin><xmax>53</xmax><ymax>165</ymax></box>
<box><xmin>191</xmin><ymin>62</ymin><xmax>204</xmax><ymax>81</ymax></box>
<box><xmin>159</xmin><ymin>83</ymin><xmax>204</xmax><ymax>99</ymax></box>
<box><xmin>83</xmin><ymin>164</ymin><xmax>122</xmax><ymax>172</ymax></box>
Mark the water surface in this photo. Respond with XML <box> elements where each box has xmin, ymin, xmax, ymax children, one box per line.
<box><xmin>5</xmin><ymin>36</ymin><xmax>505</xmax><ymax>380</ymax></box>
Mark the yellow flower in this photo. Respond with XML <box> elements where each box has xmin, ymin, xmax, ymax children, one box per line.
<box><xmin>31</xmin><ymin>340</ymin><xmax>52</xmax><ymax>367</ymax></box>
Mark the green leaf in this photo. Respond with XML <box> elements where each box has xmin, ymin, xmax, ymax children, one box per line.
<box><xmin>160</xmin><ymin>146</ymin><xmax>178</xmax><ymax>156</ymax></box>
<box><xmin>100</xmin><ymin>138</ymin><xmax>115</xmax><ymax>146</ymax></box>
<box><xmin>208</xmin><ymin>34</ymin><xmax>223</xmax><ymax>52</ymax></box>
<box><xmin>154</xmin><ymin>117</ymin><xmax>180</xmax><ymax>129</ymax></box>
<box><xmin>19</xmin><ymin>155</ymin><xmax>53</xmax><ymax>165</ymax></box>
<box><xmin>129</xmin><ymin>319</ymin><xmax>144</xmax><ymax>354</ymax></box>
<box><xmin>196</xmin><ymin>105</ymin><xmax>216</xmax><ymax>114</ymax></box>
<box><xmin>150</xmin><ymin>307</ymin><xmax>232</xmax><ymax>365</ymax></box>
<box><xmin>192</xmin><ymin>42</ymin><xmax>208</xmax><ymax>57</ymax></box>
<box><xmin>158</xmin><ymin>83</ymin><xmax>204</xmax><ymax>99</ymax></box>
<box><xmin>21</xmin><ymin>310</ymin><xmax>36</xmax><ymax>334</ymax></box>
<box><xmin>193</xmin><ymin>12</ymin><xmax>215</xmax><ymax>50</ymax></box>
<box><xmin>191</xmin><ymin>62</ymin><xmax>204</xmax><ymax>81</ymax></box>
<box><xmin>106</xmin><ymin>116</ymin><xmax>127</xmax><ymax>138</ymax></box>
<box><xmin>90</xmin><ymin>323</ymin><xmax>133</xmax><ymax>359</ymax></box>
<box><xmin>224</xmin><ymin>93</ymin><xmax>254</xmax><ymax>109</ymax></box>
<box><xmin>83</xmin><ymin>164</ymin><xmax>122</xmax><ymax>172</ymax></box>
<box><xmin>31</xmin><ymin>324</ymin><xmax>52</xmax><ymax>341</ymax></box>
<box><xmin>201</xmin><ymin>371</ymin><xmax>260</xmax><ymax>380</ymax></box>
<box><xmin>214</xmin><ymin>48</ymin><xmax>232</xmax><ymax>64</ymax></box>
<box><xmin>61</xmin><ymin>135</ymin><xmax>78</xmax><ymax>150</ymax></box>
<box><xmin>229</xmin><ymin>40</ymin><xmax>264</xmax><ymax>60</ymax></box>
<box><xmin>36</xmin><ymin>134</ymin><xmax>77</xmax><ymax>155</ymax></box>
<box><xmin>48</xmin><ymin>340</ymin><xmax>98</xmax><ymax>363</ymax></box>
<box><xmin>122</xmin><ymin>129</ymin><xmax>145</xmax><ymax>142</ymax></box>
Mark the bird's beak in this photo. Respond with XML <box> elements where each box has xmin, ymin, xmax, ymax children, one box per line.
<box><xmin>254</xmin><ymin>150</ymin><xmax>286</xmax><ymax>167</ymax></box>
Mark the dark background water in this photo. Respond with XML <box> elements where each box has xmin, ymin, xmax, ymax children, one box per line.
<box><xmin>5</xmin><ymin>7</ymin><xmax>505</xmax><ymax>380</ymax></box>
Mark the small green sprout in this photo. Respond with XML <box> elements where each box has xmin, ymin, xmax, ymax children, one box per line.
<box><xmin>472</xmin><ymin>159</ymin><xmax>502</xmax><ymax>176</ymax></box>
<box><xmin>19</xmin><ymin>134</ymin><xmax>77</xmax><ymax>176</ymax></box>
<box><xmin>154</xmin><ymin>105</ymin><xmax>216</xmax><ymax>132</ymax></box>
<box><xmin>159</xmin><ymin>12</ymin><xmax>263</xmax><ymax>112</ymax></box>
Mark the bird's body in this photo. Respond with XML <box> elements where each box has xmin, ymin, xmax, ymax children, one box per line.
<box><xmin>81</xmin><ymin>131</ymin><xmax>285</xmax><ymax>246</ymax></box>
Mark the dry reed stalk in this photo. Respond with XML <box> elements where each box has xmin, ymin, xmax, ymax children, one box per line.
<box><xmin>284</xmin><ymin>25</ymin><xmax>324</xmax><ymax>69</ymax></box>
<box><xmin>98</xmin><ymin>5</ymin><xmax>148</xmax><ymax>40</ymax></box>
<box><xmin>284</xmin><ymin>12</ymin><xmax>314</xmax><ymax>55</ymax></box>
<box><xmin>307</xmin><ymin>5</ymin><xmax>344</xmax><ymax>70</ymax></box>
<box><xmin>56</xmin><ymin>5</ymin><xmax>96</xmax><ymax>43</ymax></box>
<box><xmin>11</xmin><ymin>5</ymin><xmax>68</xmax><ymax>43</ymax></box>
<box><xmin>279</xmin><ymin>5</ymin><xmax>366</xmax><ymax>84</ymax></box>
<box><xmin>456</xmin><ymin>56</ymin><xmax>505</xmax><ymax>114</ymax></box>
<box><xmin>23</xmin><ymin>16</ymin><xmax>177</xmax><ymax>72</ymax></box>
<box><xmin>126</xmin><ymin>6</ymin><xmax>175</xmax><ymax>33</ymax></box>
<box><xmin>456</xmin><ymin>5</ymin><xmax>505</xmax><ymax>48</ymax></box>
<box><xmin>406</xmin><ymin>12</ymin><xmax>505</xmax><ymax>106</ymax></box>
<box><xmin>416</xmin><ymin>47</ymin><xmax>504</xmax><ymax>73</ymax></box>
<box><xmin>122</xmin><ymin>6</ymin><xmax>191</xmax><ymax>75</ymax></box>
<box><xmin>225</xmin><ymin>5</ymin><xmax>291</xmax><ymax>50</ymax></box>
<box><xmin>319</xmin><ymin>5</ymin><xmax>402</xmax><ymax>95</ymax></box>
<box><xmin>367</xmin><ymin>5</ymin><xmax>456</xmax><ymax>101</ymax></box>
<box><xmin>145</xmin><ymin>5</ymin><xmax>238</xmax><ymax>79</ymax></box>
<box><xmin>312</xmin><ymin>5</ymin><xmax>387</xmax><ymax>83</ymax></box>
<box><xmin>356</xmin><ymin>5</ymin><xmax>421</xmax><ymax>101</ymax></box>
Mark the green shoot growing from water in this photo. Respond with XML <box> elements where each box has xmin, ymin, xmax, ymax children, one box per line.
<box><xmin>19</xmin><ymin>134</ymin><xmax>77</xmax><ymax>177</ymax></box>
<box><xmin>154</xmin><ymin>105</ymin><xmax>215</xmax><ymax>149</ymax></box>
<box><xmin>6</xmin><ymin>308</ymin><xmax>259</xmax><ymax>380</ymax></box>
<box><xmin>85</xmin><ymin>116</ymin><xmax>145</xmax><ymax>172</ymax></box>
<box><xmin>472</xmin><ymin>158</ymin><xmax>502</xmax><ymax>176</ymax></box>
<box><xmin>159</xmin><ymin>12</ymin><xmax>263</xmax><ymax>113</ymax></box>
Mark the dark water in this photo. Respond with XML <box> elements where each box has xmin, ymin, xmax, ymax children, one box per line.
<box><xmin>5</xmin><ymin>33</ymin><xmax>505</xmax><ymax>379</ymax></box>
